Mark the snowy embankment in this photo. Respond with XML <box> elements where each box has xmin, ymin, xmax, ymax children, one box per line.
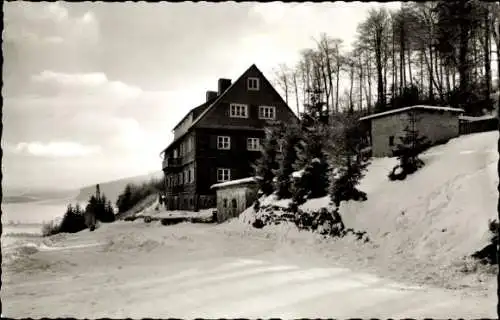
<box><xmin>341</xmin><ymin>131</ymin><xmax>497</xmax><ymax>263</ymax></box>
<box><xmin>236</xmin><ymin>131</ymin><xmax>498</xmax><ymax>291</ymax></box>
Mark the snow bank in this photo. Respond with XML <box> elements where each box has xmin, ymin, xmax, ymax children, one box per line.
<box><xmin>298</xmin><ymin>196</ymin><xmax>334</xmax><ymax>213</ymax></box>
<box><xmin>258</xmin><ymin>194</ymin><xmax>292</xmax><ymax>208</ymax></box>
<box><xmin>340</xmin><ymin>131</ymin><xmax>498</xmax><ymax>266</ymax></box>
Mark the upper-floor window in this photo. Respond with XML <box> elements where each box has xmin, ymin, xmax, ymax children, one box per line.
<box><xmin>247</xmin><ymin>138</ymin><xmax>261</xmax><ymax>151</ymax></box>
<box><xmin>259</xmin><ymin>106</ymin><xmax>276</xmax><ymax>120</ymax></box>
<box><xmin>217</xmin><ymin>168</ymin><xmax>231</xmax><ymax>182</ymax></box>
<box><xmin>217</xmin><ymin>136</ymin><xmax>231</xmax><ymax>150</ymax></box>
<box><xmin>190</xmin><ymin>167</ymin><xmax>195</xmax><ymax>183</ymax></box>
<box><xmin>173</xmin><ymin>149</ymin><xmax>178</xmax><ymax>158</ymax></box>
<box><xmin>230</xmin><ymin>103</ymin><xmax>248</xmax><ymax>118</ymax></box>
<box><xmin>247</xmin><ymin>77</ymin><xmax>260</xmax><ymax>91</ymax></box>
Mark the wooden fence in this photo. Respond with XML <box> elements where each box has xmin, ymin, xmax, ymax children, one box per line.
<box><xmin>459</xmin><ymin>117</ymin><xmax>498</xmax><ymax>135</ymax></box>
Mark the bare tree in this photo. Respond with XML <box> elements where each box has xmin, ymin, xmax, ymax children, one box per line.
<box><xmin>357</xmin><ymin>8</ymin><xmax>391</xmax><ymax>110</ymax></box>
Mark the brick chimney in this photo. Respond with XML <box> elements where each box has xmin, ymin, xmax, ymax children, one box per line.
<box><xmin>206</xmin><ymin>91</ymin><xmax>218</xmax><ymax>102</ymax></box>
<box><xmin>218</xmin><ymin>78</ymin><xmax>232</xmax><ymax>96</ymax></box>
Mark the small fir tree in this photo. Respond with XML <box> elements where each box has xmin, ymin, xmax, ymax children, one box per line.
<box><xmin>290</xmin><ymin>124</ymin><xmax>330</xmax><ymax>204</ymax></box>
<box><xmin>254</xmin><ymin>123</ymin><xmax>284</xmax><ymax>196</ymax></box>
<box><xmin>389</xmin><ymin>111</ymin><xmax>431</xmax><ymax>180</ymax></box>
<box><xmin>327</xmin><ymin>111</ymin><xmax>370</xmax><ymax>206</ymax></box>
<box><xmin>275</xmin><ymin>123</ymin><xmax>302</xmax><ymax>199</ymax></box>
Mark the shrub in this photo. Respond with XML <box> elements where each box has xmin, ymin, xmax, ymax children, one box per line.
<box><xmin>471</xmin><ymin>219</ymin><xmax>499</xmax><ymax>265</ymax></box>
<box><xmin>252</xmin><ymin>218</ymin><xmax>265</xmax><ymax>229</ymax></box>
<box><xmin>144</xmin><ymin>216</ymin><xmax>153</xmax><ymax>223</ymax></box>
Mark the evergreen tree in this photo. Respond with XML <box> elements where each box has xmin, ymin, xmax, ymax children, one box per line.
<box><xmin>327</xmin><ymin>111</ymin><xmax>370</xmax><ymax>206</ymax></box>
<box><xmin>291</xmin><ymin>125</ymin><xmax>330</xmax><ymax>204</ymax></box>
<box><xmin>116</xmin><ymin>184</ymin><xmax>133</xmax><ymax>213</ymax></box>
<box><xmin>254</xmin><ymin>123</ymin><xmax>284</xmax><ymax>196</ymax></box>
<box><xmin>293</xmin><ymin>124</ymin><xmax>328</xmax><ymax>171</ymax></box>
<box><xmin>275</xmin><ymin>123</ymin><xmax>302</xmax><ymax>199</ymax></box>
<box><xmin>74</xmin><ymin>203</ymin><xmax>82</xmax><ymax>214</ymax></box>
<box><xmin>292</xmin><ymin>157</ymin><xmax>329</xmax><ymax>204</ymax></box>
<box><xmin>389</xmin><ymin>111</ymin><xmax>431</xmax><ymax>180</ymax></box>
<box><xmin>302</xmin><ymin>87</ymin><xmax>328</xmax><ymax>126</ymax></box>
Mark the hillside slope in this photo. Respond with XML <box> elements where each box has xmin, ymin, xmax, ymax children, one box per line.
<box><xmin>236</xmin><ymin>131</ymin><xmax>498</xmax><ymax>292</ymax></box>
<box><xmin>75</xmin><ymin>171</ymin><xmax>163</xmax><ymax>204</ymax></box>
<box><xmin>340</xmin><ymin>131</ymin><xmax>498</xmax><ymax>267</ymax></box>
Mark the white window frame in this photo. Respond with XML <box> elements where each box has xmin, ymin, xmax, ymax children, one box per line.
<box><xmin>247</xmin><ymin>138</ymin><xmax>261</xmax><ymax>151</ymax></box>
<box><xmin>247</xmin><ymin>77</ymin><xmax>260</xmax><ymax>91</ymax></box>
<box><xmin>259</xmin><ymin>106</ymin><xmax>276</xmax><ymax>120</ymax></box>
<box><xmin>217</xmin><ymin>136</ymin><xmax>231</xmax><ymax>150</ymax></box>
<box><xmin>217</xmin><ymin>168</ymin><xmax>231</xmax><ymax>182</ymax></box>
<box><xmin>230</xmin><ymin>103</ymin><xmax>248</xmax><ymax>118</ymax></box>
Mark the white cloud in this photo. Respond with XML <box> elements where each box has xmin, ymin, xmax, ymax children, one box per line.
<box><xmin>14</xmin><ymin>141</ymin><xmax>102</xmax><ymax>158</ymax></box>
<box><xmin>45</xmin><ymin>2</ymin><xmax>69</xmax><ymax>22</ymax></box>
<box><xmin>30</xmin><ymin>70</ymin><xmax>143</xmax><ymax>99</ymax></box>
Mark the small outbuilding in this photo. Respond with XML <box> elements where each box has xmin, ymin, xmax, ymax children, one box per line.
<box><xmin>359</xmin><ymin>105</ymin><xmax>464</xmax><ymax>157</ymax></box>
<box><xmin>210</xmin><ymin>177</ymin><xmax>260</xmax><ymax>223</ymax></box>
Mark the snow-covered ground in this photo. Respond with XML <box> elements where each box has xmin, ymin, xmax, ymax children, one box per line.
<box><xmin>2</xmin><ymin>221</ymin><xmax>495</xmax><ymax>318</ymax></box>
<box><xmin>3</xmin><ymin>131</ymin><xmax>497</xmax><ymax>318</ymax></box>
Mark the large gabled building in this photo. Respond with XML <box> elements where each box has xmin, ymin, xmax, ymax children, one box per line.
<box><xmin>160</xmin><ymin>64</ymin><xmax>298</xmax><ymax>211</ymax></box>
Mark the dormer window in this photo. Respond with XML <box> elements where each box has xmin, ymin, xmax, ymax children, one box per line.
<box><xmin>230</xmin><ymin>103</ymin><xmax>248</xmax><ymax>118</ymax></box>
<box><xmin>247</xmin><ymin>77</ymin><xmax>260</xmax><ymax>91</ymax></box>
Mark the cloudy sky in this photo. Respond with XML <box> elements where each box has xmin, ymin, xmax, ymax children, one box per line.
<box><xmin>3</xmin><ymin>1</ymin><xmax>401</xmax><ymax>190</ymax></box>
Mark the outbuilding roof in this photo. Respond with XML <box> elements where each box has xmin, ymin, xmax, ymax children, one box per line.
<box><xmin>210</xmin><ymin>176</ymin><xmax>261</xmax><ymax>190</ymax></box>
<box><xmin>359</xmin><ymin>105</ymin><xmax>464</xmax><ymax>121</ymax></box>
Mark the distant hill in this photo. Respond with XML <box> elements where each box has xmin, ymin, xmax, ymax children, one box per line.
<box><xmin>3</xmin><ymin>188</ymin><xmax>78</xmax><ymax>204</ymax></box>
<box><xmin>75</xmin><ymin>171</ymin><xmax>164</xmax><ymax>204</ymax></box>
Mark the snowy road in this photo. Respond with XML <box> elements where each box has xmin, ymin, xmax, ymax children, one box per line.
<box><xmin>2</xmin><ymin>222</ymin><xmax>494</xmax><ymax>318</ymax></box>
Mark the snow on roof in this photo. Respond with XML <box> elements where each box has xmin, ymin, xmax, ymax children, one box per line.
<box><xmin>210</xmin><ymin>176</ymin><xmax>260</xmax><ymax>189</ymax></box>
<box><xmin>359</xmin><ymin>105</ymin><xmax>464</xmax><ymax>121</ymax></box>
<box><xmin>459</xmin><ymin>114</ymin><xmax>497</xmax><ymax>122</ymax></box>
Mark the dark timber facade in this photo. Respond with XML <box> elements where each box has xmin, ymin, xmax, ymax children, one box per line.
<box><xmin>160</xmin><ymin>64</ymin><xmax>298</xmax><ymax>211</ymax></box>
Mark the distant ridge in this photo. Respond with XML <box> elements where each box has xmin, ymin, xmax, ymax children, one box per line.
<box><xmin>75</xmin><ymin>171</ymin><xmax>164</xmax><ymax>204</ymax></box>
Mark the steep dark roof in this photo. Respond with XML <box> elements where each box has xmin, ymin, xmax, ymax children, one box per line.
<box><xmin>161</xmin><ymin>64</ymin><xmax>298</xmax><ymax>155</ymax></box>
<box><xmin>171</xmin><ymin>98</ymin><xmax>214</xmax><ymax>132</ymax></box>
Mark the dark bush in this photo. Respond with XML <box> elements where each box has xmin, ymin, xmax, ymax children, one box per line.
<box><xmin>56</xmin><ymin>204</ymin><xmax>87</xmax><ymax>234</ymax></box>
<box><xmin>471</xmin><ymin>219</ymin><xmax>499</xmax><ymax>265</ymax></box>
<box><xmin>144</xmin><ymin>216</ymin><xmax>153</xmax><ymax>223</ymax></box>
<box><xmin>252</xmin><ymin>218</ymin><xmax>265</xmax><ymax>229</ymax></box>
